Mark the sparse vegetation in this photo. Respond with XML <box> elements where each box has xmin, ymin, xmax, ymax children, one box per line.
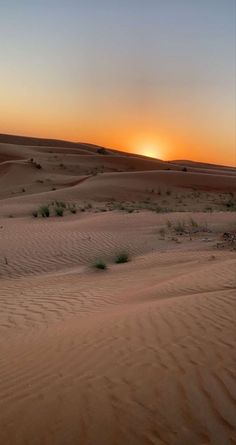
<box><xmin>173</xmin><ymin>221</ymin><xmax>186</xmax><ymax>234</ymax></box>
<box><xmin>55</xmin><ymin>201</ymin><xmax>66</xmax><ymax>208</ymax></box>
<box><xmin>33</xmin><ymin>200</ymin><xmax>79</xmax><ymax>218</ymax></box>
<box><xmin>96</xmin><ymin>147</ymin><xmax>108</xmax><ymax>155</ymax></box>
<box><xmin>107</xmin><ymin>200</ymin><xmax>168</xmax><ymax>213</ymax></box>
<box><xmin>115</xmin><ymin>252</ymin><xmax>129</xmax><ymax>264</ymax></box>
<box><xmin>224</xmin><ymin>198</ymin><xmax>236</xmax><ymax>210</ymax></box>
<box><xmin>39</xmin><ymin>205</ymin><xmax>50</xmax><ymax>218</ymax></box>
<box><xmin>94</xmin><ymin>260</ymin><xmax>107</xmax><ymax>270</ymax></box>
<box><xmin>55</xmin><ymin>206</ymin><xmax>64</xmax><ymax>217</ymax></box>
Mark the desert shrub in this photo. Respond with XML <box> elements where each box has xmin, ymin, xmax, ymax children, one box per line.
<box><xmin>32</xmin><ymin>211</ymin><xmax>38</xmax><ymax>218</ymax></box>
<box><xmin>96</xmin><ymin>147</ymin><xmax>108</xmax><ymax>155</ymax></box>
<box><xmin>115</xmin><ymin>252</ymin><xmax>129</xmax><ymax>264</ymax></box>
<box><xmin>173</xmin><ymin>221</ymin><xmax>186</xmax><ymax>234</ymax></box>
<box><xmin>94</xmin><ymin>260</ymin><xmax>107</xmax><ymax>270</ymax></box>
<box><xmin>55</xmin><ymin>201</ymin><xmax>66</xmax><ymax>208</ymax></box>
<box><xmin>55</xmin><ymin>206</ymin><xmax>64</xmax><ymax>217</ymax></box>
<box><xmin>224</xmin><ymin>198</ymin><xmax>236</xmax><ymax>210</ymax></box>
<box><xmin>182</xmin><ymin>167</ymin><xmax>188</xmax><ymax>172</ymax></box>
<box><xmin>39</xmin><ymin>205</ymin><xmax>50</xmax><ymax>217</ymax></box>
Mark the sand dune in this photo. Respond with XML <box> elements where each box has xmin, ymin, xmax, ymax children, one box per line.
<box><xmin>0</xmin><ymin>136</ymin><xmax>236</xmax><ymax>444</ymax></box>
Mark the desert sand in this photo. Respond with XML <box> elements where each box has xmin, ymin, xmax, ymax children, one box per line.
<box><xmin>0</xmin><ymin>134</ymin><xmax>236</xmax><ymax>445</ymax></box>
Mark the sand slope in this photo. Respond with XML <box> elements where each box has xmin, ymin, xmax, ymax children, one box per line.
<box><xmin>0</xmin><ymin>136</ymin><xmax>236</xmax><ymax>445</ymax></box>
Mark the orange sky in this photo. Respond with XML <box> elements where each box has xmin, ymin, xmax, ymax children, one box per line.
<box><xmin>0</xmin><ymin>1</ymin><xmax>235</xmax><ymax>166</ymax></box>
<box><xmin>1</xmin><ymin>96</ymin><xmax>235</xmax><ymax>166</ymax></box>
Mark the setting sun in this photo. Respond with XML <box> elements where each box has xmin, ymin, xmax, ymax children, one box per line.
<box><xmin>140</xmin><ymin>145</ymin><xmax>160</xmax><ymax>159</ymax></box>
<box><xmin>133</xmin><ymin>137</ymin><xmax>166</xmax><ymax>160</ymax></box>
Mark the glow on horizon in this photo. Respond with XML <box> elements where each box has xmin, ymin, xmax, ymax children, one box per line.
<box><xmin>0</xmin><ymin>1</ymin><xmax>235</xmax><ymax>167</ymax></box>
<box><xmin>139</xmin><ymin>146</ymin><xmax>161</xmax><ymax>160</ymax></box>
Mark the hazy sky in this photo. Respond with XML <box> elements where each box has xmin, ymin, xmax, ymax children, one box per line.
<box><xmin>0</xmin><ymin>0</ymin><xmax>235</xmax><ymax>165</ymax></box>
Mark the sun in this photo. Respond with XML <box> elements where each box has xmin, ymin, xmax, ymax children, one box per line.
<box><xmin>142</xmin><ymin>146</ymin><xmax>159</xmax><ymax>159</ymax></box>
<box><xmin>130</xmin><ymin>135</ymin><xmax>165</xmax><ymax>160</ymax></box>
<box><xmin>138</xmin><ymin>144</ymin><xmax>161</xmax><ymax>159</ymax></box>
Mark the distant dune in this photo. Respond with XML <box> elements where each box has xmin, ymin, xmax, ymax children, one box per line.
<box><xmin>0</xmin><ymin>135</ymin><xmax>236</xmax><ymax>444</ymax></box>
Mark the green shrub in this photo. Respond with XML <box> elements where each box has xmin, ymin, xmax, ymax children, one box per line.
<box><xmin>115</xmin><ymin>252</ymin><xmax>129</xmax><ymax>264</ymax></box>
<box><xmin>39</xmin><ymin>205</ymin><xmax>50</xmax><ymax>217</ymax></box>
<box><xmin>55</xmin><ymin>206</ymin><xmax>64</xmax><ymax>217</ymax></box>
<box><xmin>94</xmin><ymin>260</ymin><xmax>107</xmax><ymax>270</ymax></box>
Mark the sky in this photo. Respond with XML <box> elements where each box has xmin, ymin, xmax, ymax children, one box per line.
<box><xmin>0</xmin><ymin>0</ymin><xmax>235</xmax><ymax>166</ymax></box>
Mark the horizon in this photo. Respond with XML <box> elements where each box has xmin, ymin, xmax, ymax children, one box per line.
<box><xmin>0</xmin><ymin>0</ymin><xmax>235</xmax><ymax>166</ymax></box>
<box><xmin>1</xmin><ymin>131</ymin><xmax>236</xmax><ymax>168</ymax></box>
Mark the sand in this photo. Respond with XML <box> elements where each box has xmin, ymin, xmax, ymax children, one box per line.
<box><xmin>0</xmin><ymin>135</ymin><xmax>236</xmax><ymax>445</ymax></box>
